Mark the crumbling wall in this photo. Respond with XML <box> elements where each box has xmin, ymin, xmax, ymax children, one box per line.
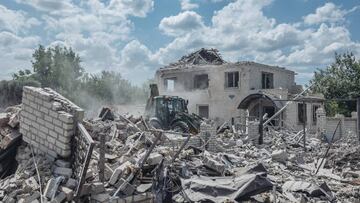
<box><xmin>316</xmin><ymin>108</ymin><xmax>357</xmax><ymax>140</ymax></box>
<box><xmin>20</xmin><ymin>86</ymin><xmax>84</xmax><ymax>158</ymax></box>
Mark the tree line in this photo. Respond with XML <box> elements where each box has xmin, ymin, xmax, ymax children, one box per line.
<box><xmin>0</xmin><ymin>45</ymin><xmax>150</xmax><ymax>109</ymax></box>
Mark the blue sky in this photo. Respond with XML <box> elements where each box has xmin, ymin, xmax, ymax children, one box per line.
<box><xmin>0</xmin><ymin>0</ymin><xmax>359</xmax><ymax>85</ymax></box>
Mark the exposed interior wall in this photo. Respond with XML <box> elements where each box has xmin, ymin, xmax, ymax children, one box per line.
<box><xmin>20</xmin><ymin>86</ymin><xmax>84</xmax><ymax>158</ymax></box>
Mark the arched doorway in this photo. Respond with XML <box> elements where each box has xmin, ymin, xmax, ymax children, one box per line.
<box><xmin>237</xmin><ymin>93</ymin><xmax>284</xmax><ymax>126</ymax></box>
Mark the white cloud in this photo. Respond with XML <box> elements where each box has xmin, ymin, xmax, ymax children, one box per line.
<box><xmin>107</xmin><ymin>0</ymin><xmax>154</xmax><ymax>18</ymax></box>
<box><xmin>0</xmin><ymin>5</ymin><xmax>41</xmax><ymax>34</ymax></box>
<box><xmin>119</xmin><ymin>40</ymin><xmax>160</xmax><ymax>84</ymax></box>
<box><xmin>15</xmin><ymin>0</ymin><xmax>81</xmax><ymax>16</ymax></box>
<box><xmin>159</xmin><ymin>11</ymin><xmax>205</xmax><ymax>36</ymax></box>
<box><xmin>180</xmin><ymin>0</ymin><xmax>199</xmax><ymax>10</ymax></box>
<box><xmin>303</xmin><ymin>3</ymin><xmax>359</xmax><ymax>25</ymax></box>
<box><xmin>0</xmin><ymin>31</ymin><xmax>40</xmax><ymax>79</ymax></box>
<box><xmin>155</xmin><ymin>0</ymin><xmax>360</xmax><ymax>84</ymax></box>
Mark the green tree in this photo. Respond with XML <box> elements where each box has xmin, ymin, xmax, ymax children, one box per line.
<box><xmin>32</xmin><ymin>45</ymin><xmax>52</xmax><ymax>87</ymax></box>
<box><xmin>31</xmin><ymin>45</ymin><xmax>84</xmax><ymax>93</ymax></box>
<box><xmin>310</xmin><ymin>52</ymin><xmax>360</xmax><ymax>116</ymax></box>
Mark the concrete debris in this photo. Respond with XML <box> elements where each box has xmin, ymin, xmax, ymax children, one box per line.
<box><xmin>0</xmin><ymin>112</ymin><xmax>9</xmax><ymax>127</ymax></box>
<box><xmin>271</xmin><ymin>149</ymin><xmax>288</xmax><ymax>164</ymax></box>
<box><xmin>1</xmin><ymin>100</ymin><xmax>360</xmax><ymax>202</ymax></box>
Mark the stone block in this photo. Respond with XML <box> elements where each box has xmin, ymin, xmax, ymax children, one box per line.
<box><xmin>271</xmin><ymin>149</ymin><xmax>288</xmax><ymax>164</ymax></box>
<box><xmin>53</xmin><ymin>119</ymin><xmax>62</xmax><ymax>127</ymax></box>
<box><xmin>0</xmin><ymin>131</ymin><xmax>21</xmax><ymax>149</ymax></box>
<box><xmin>8</xmin><ymin>112</ymin><xmax>19</xmax><ymax>128</ymax></box>
<box><xmin>91</xmin><ymin>193</ymin><xmax>110</xmax><ymax>203</ymax></box>
<box><xmin>146</xmin><ymin>153</ymin><xmax>163</xmax><ymax>165</ymax></box>
<box><xmin>91</xmin><ymin>182</ymin><xmax>105</xmax><ymax>194</ymax></box>
<box><xmin>49</xmin><ymin>130</ymin><xmax>58</xmax><ymax>138</ymax></box>
<box><xmin>44</xmin><ymin>115</ymin><xmax>53</xmax><ymax>123</ymax></box>
<box><xmin>45</xmin><ymin>121</ymin><xmax>55</xmax><ymax>130</ymax></box>
<box><xmin>59</xmin><ymin>112</ymin><xmax>74</xmax><ymax>124</ymax></box>
<box><xmin>39</xmin><ymin>125</ymin><xmax>49</xmax><ymax>134</ymax></box>
<box><xmin>49</xmin><ymin>110</ymin><xmax>59</xmax><ymax>119</ymax></box>
<box><xmin>56</xmin><ymin>140</ymin><xmax>70</xmax><ymax>151</ymax></box>
<box><xmin>40</xmin><ymin>106</ymin><xmax>49</xmax><ymax>114</ymax></box>
<box><xmin>52</xmin><ymin>102</ymin><xmax>62</xmax><ymax>111</ymax></box>
<box><xmin>65</xmin><ymin>178</ymin><xmax>77</xmax><ymax>190</ymax></box>
<box><xmin>47</xmin><ymin>136</ymin><xmax>56</xmax><ymax>144</ymax></box>
<box><xmin>44</xmin><ymin>177</ymin><xmax>64</xmax><ymax>199</ymax></box>
<box><xmin>55</xmin><ymin>159</ymin><xmax>71</xmax><ymax>168</ymax></box>
<box><xmin>109</xmin><ymin>161</ymin><xmax>132</xmax><ymax>185</ymax></box>
<box><xmin>60</xmin><ymin>186</ymin><xmax>74</xmax><ymax>201</ymax></box>
<box><xmin>53</xmin><ymin>167</ymin><xmax>72</xmax><ymax>178</ymax></box>
<box><xmin>203</xmin><ymin>156</ymin><xmax>225</xmax><ymax>175</ymax></box>
<box><xmin>51</xmin><ymin>192</ymin><xmax>66</xmax><ymax>203</ymax></box>
<box><xmin>54</xmin><ymin>126</ymin><xmax>63</xmax><ymax>134</ymax></box>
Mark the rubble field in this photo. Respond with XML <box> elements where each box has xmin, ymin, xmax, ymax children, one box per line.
<box><xmin>0</xmin><ymin>102</ymin><xmax>360</xmax><ymax>203</ymax></box>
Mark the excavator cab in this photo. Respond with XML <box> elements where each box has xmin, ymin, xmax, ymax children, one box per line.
<box><xmin>145</xmin><ymin>84</ymin><xmax>201</xmax><ymax>134</ymax></box>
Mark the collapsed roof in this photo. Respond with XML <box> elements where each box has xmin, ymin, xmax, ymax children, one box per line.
<box><xmin>167</xmin><ymin>48</ymin><xmax>226</xmax><ymax>67</ymax></box>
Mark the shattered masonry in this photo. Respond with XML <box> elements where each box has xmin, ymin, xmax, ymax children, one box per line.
<box><xmin>20</xmin><ymin>86</ymin><xmax>84</xmax><ymax>158</ymax></box>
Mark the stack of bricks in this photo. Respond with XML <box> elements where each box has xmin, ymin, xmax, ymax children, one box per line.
<box><xmin>19</xmin><ymin>86</ymin><xmax>84</xmax><ymax>158</ymax></box>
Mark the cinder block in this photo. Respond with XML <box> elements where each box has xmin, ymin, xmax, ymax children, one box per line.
<box><xmin>22</xmin><ymin>98</ymin><xmax>30</xmax><ymax>105</ymax></box>
<box><xmin>35</xmin><ymin>98</ymin><xmax>43</xmax><ymax>105</ymax></box>
<box><xmin>40</xmin><ymin>125</ymin><xmax>49</xmax><ymax>134</ymax></box>
<box><xmin>47</xmin><ymin>136</ymin><xmax>56</xmax><ymax>144</ymax></box>
<box><xmin>29</xmin><ymin>101</ymin><xmax>38</xmax><ymax>109</ymax></box>
<box><xmin>39</xmin><ymin>131</ymin><xmax>47</xmax><ymax>140</ymax></box>
<box><xmin>22</xmin><ymin>123</ymin><xmax>30</xmax><ymax>131</ymax></box>
<box><xmin>28</xmin><ymin>94</ymin><xmax>35</xmax><ymax>101</ymax></box>
<box><xmin>56</xmin><ymin>140</ymin><xmax>71</xmax><ymax>150</ymax></box>
<box><xmin>40</xmin><ymin>92</ymin><xmax>52</xmax><ymax>101</ymax></box>
<box><xmin>45</xmin><ymin>121</ymin><xmax>55</xmax><ymax>130</ymax></box>
<box><xmin>31</xmin><ymin>121</ymin><xmax>40</xmax><ymax>129</ymax></box>
<box><xmin>49</xmin><ymin>110</ymin><xmax>59</xmax><ymax>119</ymax></box>
<box><xmin>44</xmin><ymin>115</ymin><xmax>53</xmax><ymax>123</ymax></box>
<box><xmin>53</xmin><ymin>119</ymin><xmax>62</xmax><ymax>127</ymax></box>
<box><xmin>59</xmin><ymin>112</ymin><xmax>74</xmax><ymax>124</ymax></box>
<box><xmin>49</xmin><ymin>130</ymin><xmax>58</xmax><ymax>138</ymax></box>
<box><xmin>37</xmin><ymin>118</ymin><xmax>46</xmax><ymax>125</ymax></box>
<box><xmin>58</xmin><ymin>134</ymin><xmax>71</xmax><ymax>143</ymax></box>
<box><xmin>30</xmin><ymin>127</ymin><xmax>38</xmax><ymax>135</ymax></box>
<box><xmin>34</xmin><ymin>110</ymin><xmax>43</xmax><ymax>118</ymax></box>
<box><xmin>28</xmin><ymin>113</ymin><xmax>37</xmax><ymax>122</ymax></box>
<box><xmin>55</xmin><ymin>126</ymin><xmax>64</xmax><ymax>134</ymax></box>
<box><xmin>40</xmin><ymin>107</ymin><xmax>49</xmax><ymax>114</ymax></box>
<box><xmin>63</xmin><ymin>123</ymin><xmax>74</xmax><ymax>131</ymax></box>
<box><xmin>43</xmin><ymin>101</ymin><xmax>52</xmax><ymax>109</ymax></box>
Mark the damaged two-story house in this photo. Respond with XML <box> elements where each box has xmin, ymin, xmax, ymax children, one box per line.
<box><xmin>155</xmin><ymin>48</ymin><xmax>324</xmax><ymax>131</ymax></box>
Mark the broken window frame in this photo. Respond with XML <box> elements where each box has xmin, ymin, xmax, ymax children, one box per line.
<box><xmin>197</xmin><ymin>104</ymin><xmax>209</xmax><ymax>119</ymax></box>
<box><xmin>225</xmin><ymin>71</ymin><xmax>239</xmax><ymax>88</ymax></box>
<box><xmin>298</xmin><ymin>103</ymin><xmax>307</xmax><ymax>124</ymax></box>
<box><xmin>312</xmin><ymin>105</ymin><xmax>320</xmax><ymax>124</ymax></box>
<box><xmin>164</xmin><ymin>77</ymin><xmax>176</xmax><ymax>92</ymax></box>
<box><xmin>194</xmin><ymin>74</ymin><xmax>209</xmax><ymax>90</ymax></box>
<box><xmin>261</xmin><ymin>72</ymin><xmax>274</xmax><ymax>89</ymax></box>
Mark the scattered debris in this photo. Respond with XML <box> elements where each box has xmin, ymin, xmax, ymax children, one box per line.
<box><xmin>0</xmin><ymin>87</ymin><xmax>359</xmax><ymax>202</ymax></box>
